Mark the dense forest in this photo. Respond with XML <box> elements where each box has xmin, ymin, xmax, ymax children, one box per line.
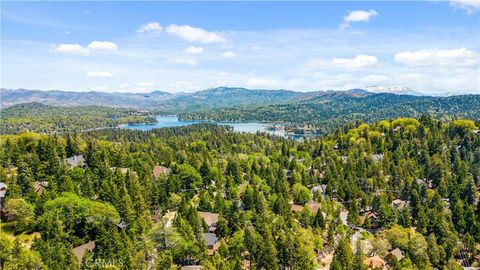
<box><xmin>180</xmin><ymin>92</ymin><xmax>480</xmax><ymax>133</ymax></box>
<box><xmin>0</xmin><ymin>103</ymin><xmax>156</xmax><ymax>134</ymax></box>
<box><xmin>1</xmin><ymin>115</ymin><xmax>479</xmax><ymax>269</ymax></box>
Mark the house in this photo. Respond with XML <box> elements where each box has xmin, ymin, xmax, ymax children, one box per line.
<box><xmin>415</xmin><ymin>178</ymin><xmax>433</xmax><ymax>188</ymax></box>
<box><xmin>153</xmin><ymin>165</ymin><xmax>170</xmax><ymax>180</ymax></box>
<box><xmin>386</xmin><ymin>248</ymin><xmax>404</xmax><ymax>262</ymax></box>
<box><xmin>311</xmin><ymin>184</ymin><xmax>328</xmax><ymax>198</ymax></box>
<box><xmin>0</xmin><ymin>182</ymin><xmax>6</xmax><ymax>212</ymax></box>
<box><xmin>203</xmin><ymin>233</ymin><xmax>220</xmax><ymax>255</ymax></box>
<box><xmin>64</xmin><ymin>155</ymin><xmax>87</xmax><ymax>169</ymax></box>
<box><xmin>372</xmin><ymin>154</ymin><xmax>383</xmax><ymax>162</ymax></box>
<box><xmin>391</xmin><ymin>199</ymin><xmax>408</xmax><ymax>210</ymax></box>
<box><xmin>181</xmin><ymin>266</ymin><xmax>203</xmax><ymax>270</ymax></box>
<box><xmin>72</xmin><ymin>241</ymin><xmax>95</xmax><ymax>263</ymax></box>
<box><xmin>33</xmin><ymin>181</ymin><xmax>49</xmax><ymax>195</ymax></box>
<box><xmin>162</xmin><ymin>211</ymin><xmax>177</xmax><ymax>227</ymax></box>
<box><xmin>363</xmin><ymin>255</ymin><xmax>385</xmax><ymax>269</ymax></box>
<box><xmin>198</xmin><ymin>212</ymin><xmax>219</xmax><ymax>232</ymax></box>
<box><xmin>360</xmin><ymin>211</ymin><xmax>378</xmax><ymax>226</ymax></box>
<box><xmin>291</xmin><ymin>202</ymin><xmax>322</xmax><ymax>215</ymax></box>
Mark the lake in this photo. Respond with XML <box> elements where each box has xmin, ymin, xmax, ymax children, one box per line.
<box><xmin>123</xmin><ymin>115</ymin><xmax>309</xmax><ymax>139</ymax></box>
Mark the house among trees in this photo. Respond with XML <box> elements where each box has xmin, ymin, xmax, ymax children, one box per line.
<box><xmin>311</xmin><ymin>184</ymin><xmax>328</xmax><ymax>198</ymax></box>
<box><xmin>415</xmin><ymin>178</ymin><xmax>433</xmax><ymax>188</ymax></box>
<box><xmin>181</xmin><ymin>265</ymin><xmax>203</xmax><ymax>270</ymax></box>
<box><xmin>203</xmin><ymin>233</ymin><xmax>220</xmax><ymax>255</ymax></box>
<box><xmin>386</xmin><ymin>248</ymin><xmax>404</xmax><ymax>262</ymax></box>
<box><xmin>153</xmin><ymin>165</ymin><xmax>170</xmax><ymax>180</ymax></box>
<box><xmin>198</xmin><ymin>212</ymin><xmax>219</xmax><ymax>233</ymax></box>
<box><xmin>162</xmin><ymin>211</ymin><xmax>177</xmax><ymax>228</ymax></box>
<box><xmin>0</xmin><ymin>182</ymin><xmax>6</xmax><ymax>212</ymax></box>
<box><xmin>64</xmin><ymin>155</ymin><xmax>86</xmax><ymax>169</ymax></box>
<box><xmin>72</xmin><ymin>241</ymin><xmax>95</xmax><ymax>263</ymax></box>
<box><xmin>363</xmin><ymin>255</ymin><xmax>385</xmax><ymax>269</ymax></box>
<box><xmin>391</xmin><ymin>199</ymin><xmax>408</xmax><ymax>210</ymax></box>
<box><xmin>291</xmin><ymin>202</ymin><xmax>322</xmax><ymax>214</ymax></box>
<box><xmin>360</xmin><ymin>211</ymin><xmax>378</xmax><ymax>226</ymax></box>
<box><xmin>33</xmin><ymin>181</ymin><xmax>48</xmax><ymax>195</ymax></box>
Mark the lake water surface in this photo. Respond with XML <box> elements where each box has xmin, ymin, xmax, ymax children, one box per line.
<box><xmin>124</xmin><ymin>116</ymin><xmax>285</xmax><ymax>135</ymax></box>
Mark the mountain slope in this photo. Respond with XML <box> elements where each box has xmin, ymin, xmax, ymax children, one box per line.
<box><xmin>179</xmin><ymin>92</ymin><xmax>480</xmax><ymax>131</ymax></box>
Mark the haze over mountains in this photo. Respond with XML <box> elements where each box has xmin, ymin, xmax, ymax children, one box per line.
<box><xmin>0</xmin><ymin>86</ymin><xmax>472</xmax><ymax>111</ymax></box>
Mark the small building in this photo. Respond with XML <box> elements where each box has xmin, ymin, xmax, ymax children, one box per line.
<box><xmin>386</xmin><ymin>248</ymin><xmax>404</xmax><ymax>262</ymax></box>
<box><xmin>72</xmin><ymin>241</ymin><xmax>95</xmax><ymax>263</ymax></box>
<box><xmin>198</xmin><ymin>212</ymin><xmax>219</xmax><ymax>233</ymax></box>
<box><xmin>372</xmin><ymin>154</ymin><xmax>383</xmax><ymax>162</ymax></box>
<box><xmin>359</xmin><ymin>211</ymin><xmax>378</xmax><ymax>226</ymax></box>
<box><xmin>415</xmin><ymin>178</ymin><xmax>433</xmax><ymax>188</ymax></box>
<box><xmin>65</xmin><ymin>155</ymin><xmax>87</xmax><ymax>169</ymax></box>
<box><xmin>0</xmin><ymin>182</ymin><xmax>7</xmax><ymax>212</ymax></box>
<box><xmin>311</xmin><ymin>184</ymin><xmax>328</xmax><ymax>198</ymax></box>
<box><xmin>181</xmin><ymin>266</ymin><xmax>203</xmax><ymax>270</ymax></box>
<box><xmin>162</xmin><ymin>211</ymin><xmax>177</xmax><ymax>227</ymax></box>
<box><xmin>203</xmin><ymin>233</ymin><xmax>220</xmax><ymax>255</ymax></box>
<box><xmin>153</xmin><ymin>165</ymin><xmax>170</xmax><ymax>180</ymax></box>
<box><xmin>363</xmin><ymin>255</ymin><xmax>385</xmax><ymax>269</ymax></box>
<box><xmin>33</xmin><ymin>181</ymin><xmax>49</xmax><ymax>196</ymax></box>
<box><xmin>391</xmin><ymin>199</ymin><xmax>408</xmax><ymax>210</ymax></box>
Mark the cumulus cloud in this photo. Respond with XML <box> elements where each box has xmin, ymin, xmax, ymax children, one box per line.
<box><xmin>166</xmin><ymin>24</ymin><xmax>226</xmax><ymax>43</ymax></box>
<box><xmin>137</xmin><ymin>22</ymin><xmax>162</xmax><ymax>33</ymax></box>
<box><xmin>246</xmin><ymin>78</ymin><xmax>279</xmax><ymax>88</ymax></box>
<box><xmin>331</xmin><ymin>55</ymin><xmax>379</xmax><ymax>69</ymax></box>
<box><xmin>395</xmin><ymin>48</ymin><xmax>478</xmax><ymax>67</ymax></box>
<box><xmin>86</xmin><ymin>41</ymin><xmax>118</xmax><ymax>51</ymax></box>
<box><xmin>52</xmin><ymin>44</ymin><xmax>90</xmax><ymax>55</ymax></box>
<box><xmin>87</xmin><ymin>71</ymin><xmax>114</xmax><ymax>78</ymax></box>
<box><xmin>450</xmin><ymin>0</ymin><xmax>480</xmax><ymax>14</ymax></box>
<box><xmin>185</xmin><ymin>46</ymin><xmax>204</xmax><ymax>54</ymax></box>
<box><xmin>341</xmin><ymin>9</ymin><xmax>378</xmax><ymax>28</ymax></box>
<box><xmin>52</xmin><ymin>41</ymin><xmax>118</xmax><ymax>55</ymax></box>
<box><xmin>172</xmin><ymin>57</ymin><xmax>199</xmax><ymax>66</ymax></box>
<box><xmin>222</xmin><ymin>51</ymin><xmax>236</xmax><ymax>58</ymax></box>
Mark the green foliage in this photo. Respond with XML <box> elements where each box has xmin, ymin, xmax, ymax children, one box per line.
<box><xmin>3</xmin><ymin>198</ymin><xmax>35</xmax><ymax>233</ymax></box>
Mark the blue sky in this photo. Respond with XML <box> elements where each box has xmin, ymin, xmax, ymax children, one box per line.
<box><xmin>1</xmin><ymin>1</ymin><xmax>479</xmax><ymax>94</ymax></box>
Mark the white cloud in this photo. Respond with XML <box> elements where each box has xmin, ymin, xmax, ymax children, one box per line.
<box><xmin>395</xmin><ymin>48</ymin><xmax>478</xmax><ymax>67</ymax></box>
<box><xmin>217</xmin><ymin>71</ymin><xmax>230</xmax><ymax>76</ymax></box>
<box><xmin>222</xmin><ymin>51</ymin><xmax>236</xmax><ymax>58</ymax></box>
<box><xmin>64</xmin><ymin>30</ymin><xmax>71</xmax><ymax>35</ymax></box>
<box><xmin>87</xmin><ymin>71</ymin><xmax>114</xmax><ymax>78</ymax></box>
<box><xmin>172</xmin><ymin>57</ymin><xmax>199</xmax><ymax>66</ymax></box>
<box><xmin>137</xmin><ymin>22</ymin><xmax>162</xmax><ymax>33</ymax></box>
<box><xmin>185</xmin><ymin>46</ymin><xmax>204</xmax><ymax>54</ymax></box>
<box><xmin>360</xmin><ymin>75</ymin><xmax>389</xmax><ymax>84</ymax></box>
<box><xmin>51</xmin><ymin>41</ymin><xmax>118</xmax><ymax>56</ymax></box>
<box><xmin>166</xmin><ymin>24</ymin><xmax>226</xmax><ymax>43</ymax></box>
<box><xmin>87</xmin><ymin>41</ymin><xmax>118</xmax><ymax>51</ymax></box>
<box><xmin>341</xmin><ymin>9</ymin><xmax>378</xmax><ymax>28</ymax></box>
<box><xmin>51</xmin><ymin>44</ymin><xmax>90</xmax><ymax>55</ymax></box>
<box><xmin>450</xmin><ymin>0</ymin><xmax>480</xmax><ymax>14</ymax></box>
<box><xmin>246</xmin><ymin>78</ymin><xmax>279</xmax><ymax>88</ymax></box>
<box><xmin>331</xmin><ymin>55</ymin><xmax>379</xmax><ymax>69</ymax></box>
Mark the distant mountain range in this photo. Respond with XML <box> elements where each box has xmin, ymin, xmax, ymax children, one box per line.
<box><xmin>0</xmin><ymin>87</ymin><xmax>474</xmax><ymax>112</ymax></box>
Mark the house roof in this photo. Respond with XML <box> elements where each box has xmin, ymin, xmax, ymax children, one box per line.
<box><xmin>72</xmin><ymin>241</ymin><xmax>95</xmax><ymax>262</ymax></box>
<box><xmin>203</xmin><ymin>233</ymin><xmax>219</xmax><ymax>247</ymax></box>
<box><xmin>198</xmin><ymin>212</ymin><xmax>219</xmax><ymax>227</ymax></box>
<box><xmin>162</xmin><ymin>211</ymin><xmax>177</xmax><ymax>228</ymax></box>
<box><xmin>65</xmin><ymin>155</ymin><xmax>86</xmax><ymax>168</ymax></box>
<box><xmin>153</xmin><ymin>165</ymin><xmax>170</xmax><ymax>179</ymax></box>
<box><xmin>364</xmin><ymin>255</ymin><xmax>385</xmax><ymax>268</ymax></box>
<box><xmin>33</xmin><ymin>181</ymin><xmax>45</xmax><ymax>195</ymax></box>
<box><xmin>387</xmin><ymin>248</ymin><xmax>404</xmax><ymax>261</ymax></box>
<box><xmin>181</xmin><ymin>266</ymin><xmax>203</xmax><ymax>270</ymax></box>
<box><xmin>0</xmin><ymin>182</ymin><xmax>7</xmax><ymax>190</ymax></box>
<box><xmin>360</xmin><ymin>211</ymin><xmax>377</xmax><ymax>224</ymax></box>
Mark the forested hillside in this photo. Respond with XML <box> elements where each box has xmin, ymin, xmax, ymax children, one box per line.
<box><xmin>1</xmin><ymin>116</ymin><xmax>479</xmax><ymax>269</ymax></box>
<box><xmin>0</xmin><ymin>102</ymin><xmax>156</xmax><ymax>134</ymax></box>
<box><xmin>180</xmin><ymin>93</ymin><xmax>480</xmax><ymax>132</ymax></box>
